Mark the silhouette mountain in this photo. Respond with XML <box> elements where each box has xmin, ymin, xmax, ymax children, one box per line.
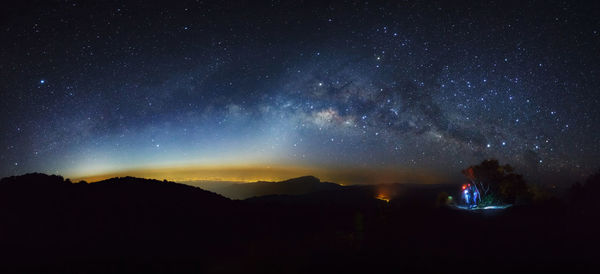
<box><xmin>246</xmin><ymin>185</ymin><xmax>381</xmax><ymax>208</ymax></box>
<box><xmin>213</xmin><ymin>175</ymin><xmax>343</xmax><ymax>199</ymax></box>
<box><xmin>1</xmin><ymin>173</ymin><xmax>599</xmax><ymax>273</ymax></box>
<box><xmin>245</xmin><ymin>182</ymin><xmax>460</xmax><ymax>210</ymax></box>
<box><xmin>0</xmin><ymin>173</ymin><xmax>240</xmax><ymax>273</ymax></box>
<box><xmin>0</xmin><ymin>173</ymin><xmax>231</xmax><ymax>209</ymax></box>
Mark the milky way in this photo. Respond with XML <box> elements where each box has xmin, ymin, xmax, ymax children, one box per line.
<box><xmin>1</xmin><ymin>1</ymin><xmax>599</xmax><ymax>184</ymax></box>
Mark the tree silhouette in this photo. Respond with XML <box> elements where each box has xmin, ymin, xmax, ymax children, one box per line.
<box><xmin>569</xmin><ymin>169</ymin><xmax>600</xmax><ymax>212</ymax></box>
<box><xmin>462</xmin><ymin>159</ymin><xmax>529</xmax><ymax>205</ymax></box>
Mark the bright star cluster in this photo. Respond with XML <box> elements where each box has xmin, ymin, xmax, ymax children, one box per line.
<box><xmin>1</xmin><ymin>1</ymin><xmax>598</xmax><ymax>184</ymax></box>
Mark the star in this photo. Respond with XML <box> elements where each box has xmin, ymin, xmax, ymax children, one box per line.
<box><xmin>0</xmin><ymin>0</ymin><xmax>596</xmax><ymax>186</ymax></box>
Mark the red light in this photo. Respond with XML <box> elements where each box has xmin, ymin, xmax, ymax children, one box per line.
<box><xmin>462</xmin><ymin>185</ymin><xmax>466</xmax><ymax>190</ymax></box>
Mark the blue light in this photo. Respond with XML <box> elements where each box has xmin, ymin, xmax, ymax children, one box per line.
<box><xmin>40</xmin><ymin>79</ymin><xmax>45</xmax><ymax>84</ymax></box>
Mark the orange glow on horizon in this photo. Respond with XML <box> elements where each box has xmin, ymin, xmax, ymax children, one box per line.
<box><xmin>70</xmin><ymin>164</ymin><xmax>445</xmax><ymax>186</ymax></box>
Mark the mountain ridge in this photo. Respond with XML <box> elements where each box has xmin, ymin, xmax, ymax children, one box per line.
<box><xmin>212</xmin><ymin>175</ymin><xmax>343</xmax><ymax>199</ymax></box>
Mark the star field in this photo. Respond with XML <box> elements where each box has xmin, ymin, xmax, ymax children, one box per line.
<box><xmin>1</xmin><ymin>1</ymin><xmax>599</xmax><ymax>184</ymax></box>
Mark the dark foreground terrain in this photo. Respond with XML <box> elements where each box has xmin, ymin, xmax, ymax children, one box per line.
<box><xmin>1</xmin><ymin>173</ymin><xmax>599</xmax><ymax>273</ymax></box>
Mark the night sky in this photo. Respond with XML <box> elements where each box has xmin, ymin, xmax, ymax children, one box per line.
<box><xmin>1</xmin><ymin>1</ymin><xmax>599</xmax><ymax>185</ymax></box>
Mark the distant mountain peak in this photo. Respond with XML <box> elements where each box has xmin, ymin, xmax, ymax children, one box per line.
<box><xmin>210</xmin><ymin>175</ymin><xmax>342</xmax><ymax>199</ymax></box>
<box><xmin>279</xmin><ymin>175</ymin><xmax>321</xmax><ymax>184</ymax></box>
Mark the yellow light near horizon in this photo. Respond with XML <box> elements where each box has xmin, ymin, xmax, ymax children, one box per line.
<box><xmin>70</xmin><ymin>163</ymin><xmax>446</xmax><ymax>186</ymax></box>
<box><xmin>72</xmin><ymin>165</ymin><xmax>315</xmax><ymax>183</ymax></box>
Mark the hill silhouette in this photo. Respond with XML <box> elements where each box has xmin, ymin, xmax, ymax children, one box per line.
<box><xmin>245</xmin><ymin>183</ymin><xmax>458</xmax><ymax>208</ymax></box>
<box><xmin>209</xmin><ymin>175</ymin><xmax>343</xmax><ymax>199</ymax></box>
<box><xmin>0</xmin><ymin>173</ymin><xmax>242</xmax><ymax>273</ymax></box>
<box><xmin>1</xmin><ymin>173</ymin><xmax>599</xmax><ymax>273</ymax></box>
